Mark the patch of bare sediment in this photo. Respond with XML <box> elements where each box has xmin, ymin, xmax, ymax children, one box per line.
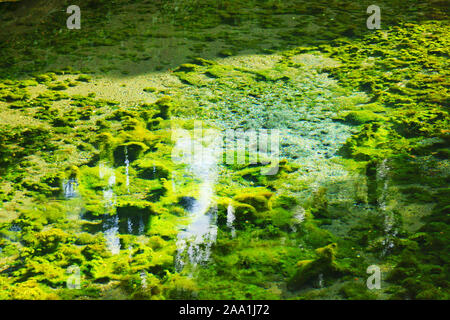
<box><xmin>82</xmin><ymin>73</ymin><xmax>183</xmax><ymax>106</ymax></box>
<box><xmin>0</xmin><ymin>102</ymin><xmax>47</xmax><ymax>127</ymax></box>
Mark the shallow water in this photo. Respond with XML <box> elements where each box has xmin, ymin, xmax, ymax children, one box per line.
<box><xmin>0</xmin><ymin>0</ymin><xmax>448</xmax><ymax>301</ymax></box>
<box><xmin>173</xmin><ymin>131</ymin><xmax>220</xmax><ymax>271</ymax></box>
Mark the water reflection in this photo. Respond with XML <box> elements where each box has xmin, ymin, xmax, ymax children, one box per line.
<box><xmin>99</xmin><ymin>162</ymin><xmax>121</xmax><ymax>254</ymax></box>
<box><xmin>226</xmin><ymin>203</ymin><xmax>236</xmax><ymax>238</ymax></box>
<box><xmin>103</xmin><ymin>213</ymin><xmax>121</xmax><ymax>255</ymax></box>
<box><xmin>172</xmin><ymin>125</ymin><xmax>221</xmax><ymax>271</ymax></box>
<box><xmin>377</xmin><ymin>159</ymin><xmax>398</xmax><ymax>257</ymax></box>
<box><xmin>124</xmin><ymin>145</ymin><xmax>130</xmax><ymax>193</ymax></box>
<box><xmin>63</xmin><ymin>178</ymin><xmax>78</xmax><ymax>199</ymax></box>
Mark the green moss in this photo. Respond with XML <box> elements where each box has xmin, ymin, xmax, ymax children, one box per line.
<box><xmin>8</xmin><ymin>100</ymin><xmax>28</xmax><ymax>109</ymax></box>
<box><xmin>339</xmin><ymin>123</ymin><xmax>398</xmax><ymax>161</ymax></box>
<box><xmin>18</xmin><ymin>79</ymin><xmax>38</xmax><ymax>87</ymax></box>
<box><xmin>135</xmin><ymin>159</ymin><xmax>170</xmax><ymax>180</ymax></box>
<box><xmin>0</xmin><ymin>86</ymin><xmax>29</xmax><ymax>101</ymax></box>
<box><xmin>0</xmin><ymin>2</ymin><xmax>448</xmax><ymax>300</ymax></box>
<box><xmin>175</xmin><ymin>71</ymin><xmax>208</xmax><ymax>87</ymax></box>
<box><xmin>143</xmin><ymin>87</ymin><xmax>158</xmax><ymax>93</ymax></box>
<box><xmin>23</xmin><ymin>228</ymin><xmax>69</xmax><ymax>255</ymax></box>
<box><xmin>340</xmin><ymin>110</ymin><xmax>385</xmax><ymax>125</ymax></box>
<box><xmin>48</xmin><ymin>82</ymin><xmax>69</xmax><ymax>91</ymax></box>
<box><xmin>10</xmin><ymin>280</ymin><xmax>59</xmax><ymax>300</ymax></box>
<box><xmin>288</xmin><ymin>243</ymin><xmax>339</xmax><ymax>290</ymax></box>
<box><xmin>215</xmin><ymin>197</ymin><xmax>233</xmax><ymax>227</ymax></box>
<box><xmin>36</xmin><ymin>91</ymin><xmax>68</xmax><ymax>101</ymax></box>
<box><xmin>339</xmin><ymin>282</ymin><xmax>377</xmax><ymax>300</ymax></box>
<box><xmin>272</xmin><ymin>194</ymin><xmax>298</xmax><ymax>209</ymax></box>
<box><xmin>35</xmin><ymin>73</ymin><xmax>57</xmax><ymax>83</ymax></box>
<box><xmin>114</xmin><ymin>200</ymin><xmax>156</xmax><ymax>234</ymax></box>
<box><xmin>232</xmin><ymin>202</ymin><xmax>258</xmax><ymax>228</ymax></box>
<box><xmin>218</xmin><ymin>49</ymin><xmax>234</xmax><ymax>57</ymax></box>
<box><xmin>270</xmin><ymin>207</ymin><xmax>295</xmax><ymax>230</ymax></box>
<box><xmin>81</xmin><ymin>243</ymin><xmax>111</xmax><ymax>260</ymax></box>
<box><xmin>174</xmin><ymin>63</ymin><xmax>198</xmax><ymax>72</ymax></box>
<box><xmin>164</xmin><ymin>272</ymin><xmax>198</xmax><ymax>299</ymax></box>
<box><xmin>0</xmin><ymin>124</ymin><xmax>54</xmax><ymax>173</ymax></box>
<box><xmin>76</xmin><ymin>74</ymin><xmax>92</xmax><ymax>82</ymax></box>
<box><xmin>113</xmin><ymin>142</ymin><xmax>148</xmax><ymax>166</ymax></box>
<box><xmin>146</xmin><ymin>118</ymin><xmax>162</xmax><ymax>130</ymax></box>
<box><xmin>143</xmin><ymin>97</ymin><xmax>172</xmax><ymax>120</ymax></box>
<box><xmin>233</xmin><ymin>191</ymin><xmax>273</xmax><ymax>212</ymax></box>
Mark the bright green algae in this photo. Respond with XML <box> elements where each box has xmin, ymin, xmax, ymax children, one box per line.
<box><xmin>0</xmin><ymin>0</ymin><xmax>449</xmax><ymax>300</ymax></box>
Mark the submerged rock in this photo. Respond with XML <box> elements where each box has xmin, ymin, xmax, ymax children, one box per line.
<box><xmin>153</xmin><ymin>97</ymin><xmax>172</xmax><ymax>120</ymax></box>
<box><xmin>116</xmin><ymin>203</ymin><xmax>153</xmax><ymax>235</ymax></box>
<box><xmin>136</xmin><ymin>160</ymin><xmax>170</xmax><ymax>180</ymax></box>
<box><xmin>233</xmin><ymin>191</ymin><xmax>273</xmax><ymax>212</ymax></box>
<box><xmin>81</xmin><ymin>201</ymin><xmax>155</xmax><ymax>236</ymax></box>
<box><xmin>340</xmin><ymin>110</ymin><xmax>385</xmax><ymax>125</ymax></box>
<box><xmin>231</xmin><ymin>203</ymin><xmax>258</xmax><ymax>228</ymax></box>
<box><xmin>178</xmin><ymin>196</ymin><xmax>198</xmax><ymax>212</ymax></box>
<box><xmin>288</xmin><ymin>243</ymin><xmax>339</xmax><ymax>290</ymax></box>
<box><xmin>113</xmin><ymin>142</ymin><xmax>148</xmax><ymax>166</ymax></box>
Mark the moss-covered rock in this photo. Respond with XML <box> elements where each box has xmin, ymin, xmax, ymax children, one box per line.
<box><xmin>233</xmin><ymin>191</ymin><xmax>273</xmax><ymax>212</ymax></box>
<box><xmin>135</xmin><ymin>159</ymin><xmax>170</xmax><ymax>180</ymax></box>
<box><xmin>76</xmin><ymin>74</ymin><xmax>92</xmax><ymax>82</ymax></box>
<box><xmin>340</xmin><ymin>110</ymin><xmax>385</xmax><ymax>125</ymax></box>
<box><xmin>232</xmin><ymin>203</ymin><xmax>258</xmax><ymax>228</ymax></box>
<box><xmin>153</xmin><ymin>97</ymin><xmax>172</xmax><ymax>120</ymax></box>
<box><xmin>116</xmin><ymin>200</ymin><xmax>156</xmax><ymax>234</ymax></box>
<box><xmin>26</xmin><ymin>228</ymin><xmax>69</xmax><ymax>255</ymax></box>
<box><xmin>10</xmin><ymin>280</ymin><xmax>59</xmax><ymax>300</ymax></box>
<box><xmin>288</xmin><ymin>243</ymin><xmax>339</xmax><ymax>290</ymax></box>
<box><xmin>48</xmin><ymin>82</ymin><xmax>69</xmax><ymax>91</ymax></box>
<box><xmin>113</xmin><ymin>142</ymin><xmax>148</xmax><ymax>166</ymax></box>
<box><xmin>339</xmin><ymin>282</ymin><xmax>377</xmax><ymax>300</ymax></box>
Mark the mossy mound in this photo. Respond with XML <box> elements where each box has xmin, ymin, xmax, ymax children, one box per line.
<box><xmin>233</xmin><ymin>191</ymin><xmax>273</xmax><ymax>212</ymax></box>
<box><xmin>288</xmin><ymin>243</ymin><xmax>339</xmax><ymax>290</ymax></box>
<box><xmin>135</xmin><ymin>160</ymin><xmax>170</xmax><ymax>180</ymax></box>
<box><xmin>113</xmin><ymin>142</ymin><xmax>148</xmax><ymax>166</ymax></box>
<box><xmin>0</xmin><ymin>0</ymin><xmax>448</xmax><ymax>300</ymax></box>
<box><xmin>115</xmin><ymin>201</ymin><xmax>156</xmax><ymax>235</ymax></box>
<box><xmin>152</xmin><ymin>97</ymin><xmax>172</xmax><ymax>120</ymax></box>
<box><xmin>340</xmin><ymin>110</ymin><xmax>386</xmax><ymax>125</ymax></box>
<box><xmin>231</xmin><ymin>203</ymin><xmax>258</xmax><ymax>228</ymax></box>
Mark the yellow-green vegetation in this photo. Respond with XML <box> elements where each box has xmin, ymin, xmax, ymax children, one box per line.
<box><xmin>288</xmin><ymin>243</ymin><xmax>340</xmax><ymax>290</ymax></box>
<box><xmin>0</xmin><ymin>0</ymin><xmax>448</xmax><ymax>300</ymax></box>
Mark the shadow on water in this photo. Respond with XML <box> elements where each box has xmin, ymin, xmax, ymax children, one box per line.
<box><xmin>0</xmin><ymin>0</ymin><xmax>447</xmax><ymax>79</ymax></box>
<box><xmin>81</xmin><ymin>209</ymin><xmax>150</xmax><ymax>236</ymax></box>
